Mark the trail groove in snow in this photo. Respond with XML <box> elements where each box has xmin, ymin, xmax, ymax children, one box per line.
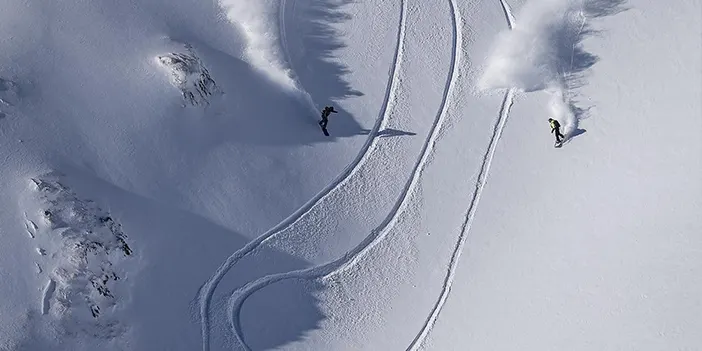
<box><xmin>227</xmin><ymin>0</ymin><xmax>462</xmax><ymax>348</ymax></box>
<box><xmin>499</xmin><ymin>0</ymin><xmax>516</xmax><ymax>29</ymax></box>
<box><xmin>407</xmin><ymin>1</ymin><xmax>516</xmax><ymax>349</ymax></box>
<box><xmin>278</xmin><ymin>0</ymin><xmax>295</xmax><ymax>81</ymax></box>
<box><xmin>278</xmin><ymin>0</ymin><xmax>292</xmax><ymax>77</ymax></box>
<box><xmin>198</xmin><ymin>1</ymin><xmax>408</xmax><ymax>349</ymax></box>
<box><xmin>408</xmin><ymin>89</ymin><xmax>515</xmax><ymax>350</ymax></box>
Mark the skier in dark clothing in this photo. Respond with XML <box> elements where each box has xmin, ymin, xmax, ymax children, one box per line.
<box><xmin>319</xmin><ymin>106</ymin><xmax>337</xmax><ymax>129</ymax></box>
<box><xmin>549</xmin><ymin>118</ymin><xmax>565</xmax><ymax>143</ymax></box>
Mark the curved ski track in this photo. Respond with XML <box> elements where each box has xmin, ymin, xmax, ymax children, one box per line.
<box><xmin>407</xmin><ymin>1</ymin><xmax>516</xmax><ymax>349</ymax></box>
<box><xmin>198</xmin><ymin>0</ymin><xmax>408</xmax><ymax>349</ymax></box>
<box><xmin>278</xmin><ymin>0</ymin><xmax>294</xmax><ymax>78</ymax></box>
<box><xmin>499</xmin><ymin>0</ymin><xmax>516</xmax><ymax>29</ymax></box>
<box><xmin>407</xmin><ymin>91</ymin><xmax>514</xmax><ymax>350</ymax></box>
<box><xmin>227</xmin><ymin>0</ymin><xmax>462</xmax><ymax>349</ymax></box>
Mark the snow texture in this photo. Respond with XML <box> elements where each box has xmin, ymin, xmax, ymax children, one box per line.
<box><xmin>21</xmin><ymin>174</ymin><xmax>134</xmax><ymax>342</ymax></box>
<box><xmin>0</xmin><ymin>0</ymin><xmax>700</xmax><ymax>350</ymax></box>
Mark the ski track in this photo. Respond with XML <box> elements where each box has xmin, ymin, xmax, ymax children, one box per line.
<box><xmin>227</xmin><ymin>0</ymin><xmax>462</xmax><ymax>349</ymax></box>
<box><xmin>407</xmin><ymin>90</ymin><xmax>515</xmax><ymax>350</ymax></box>
<box><xmin>499</xmin><ymin>0</ymin><xmax>516</xmax><ymax>29</ymax></box>
<box><xmin>407</xmin><ymin>1</ymin><xmax>516</xmax><ymax>349</ymax></box>
<box><xmin>198</xmin><ymin>0</ymin><xmax>408</xmax><ymax>349</ymax></box>
<box><xmin>278</xmin><ymin>0</ymin><xmax>292</xmax><ymax>78</ymax></box>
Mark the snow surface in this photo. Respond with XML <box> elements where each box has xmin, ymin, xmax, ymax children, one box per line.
<box><xmin>0</xmin><ymin>0</ymin><xmax>699</xmax><ymax>350</ymax></box>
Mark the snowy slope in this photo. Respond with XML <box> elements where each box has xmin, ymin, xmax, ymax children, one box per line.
<box><xmin>1</xmin><ymin>0</ymin><xmax>700</xmax><ymax>350</ymax></box>
<box><xmin>423</xmin><ymin>1</ymin><xmax>702</xmax><ymax>349</ymax></box>
<box><xmin>0</xmin><ymin>0</ymin><xmax>381</xmax><ymax>349</ymax></box>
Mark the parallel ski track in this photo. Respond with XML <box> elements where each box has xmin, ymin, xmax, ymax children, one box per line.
<box><xmin>198</xmin><ymin>1</ymin><xmax>407</xmax><ymax>349</ymax></box>
<box><xmin>227</xmin><ymin>0</ymin><xmax>462</xmax><ymax>349</ymax></box>
<box><xmin>407</xmin><ymin>90</ymin><xmax>514</xmax><ymax>350</ymax></box>
<box><xmin>407</xmin><ymin>1</ymin><xmax>516</xmax><ymax>349</ymax></box>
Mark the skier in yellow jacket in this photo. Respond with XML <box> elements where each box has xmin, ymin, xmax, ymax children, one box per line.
<box><xmin>549</xmin><ymin>118</ymin><xmax>565</xmax><ymax>144</ymax></box>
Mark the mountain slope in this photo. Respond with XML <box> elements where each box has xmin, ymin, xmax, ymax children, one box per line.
<box><xmin>0</xmin><ymin>0</ymin><xmax>699</xmax><ymax>350</ymax></box>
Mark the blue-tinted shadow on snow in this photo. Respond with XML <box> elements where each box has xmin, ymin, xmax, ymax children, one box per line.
<box><xmin>162</xmin><ymin>43</ymin><xmax>329</xmax><ymax>146</ymax></box>
<box><xmin>281</xmin><ymin>0</ymin><xmax>368</xmax><ymax>139</ymax></box>
<box><xmin>146</xmin><ymin>0</ymin><xmax>370</xmax><ymax>147</ymax></box>
<box><xmin>20</xmin><ymin>164</ymin><xmax>327</xmax><ymax>351</ymax></box>
<box><xmin>157</xmin><ymin>0</ymin><xmax>366</xmax><ymax>146</ymax></box>
<box><xmin>519</xmin><ymin>0</ymin><xmax>629</xmax><ymax>94</ymax></box>
<box><xmin>205</xmin><ymin>239</ymin><xmax>329</xmax><ymax>351</ymax></box>
<box><xmin>559</xmin><ymin>0</ymin><xmax>627</xmax><ymax>136</ymax></box>
<box><xmin>569</xmin><ymin>128</ymin><xmax>587</xmax><ymax>140</ymax></box>
<box><xmin>239</xmin><ymin>278</ymin><xmax>326</xmax><ymax>351</ymax></box>
<box><xmin>526</xmin><ymin>0</ymin><xmax>627</xmax><ymax>139</ymax></box>
<box><xmin>359</xmin><ymin>128</ymin><xmax>418</xmax><ymax>138</ymax></box>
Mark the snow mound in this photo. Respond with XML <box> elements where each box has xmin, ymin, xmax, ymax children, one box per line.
<box><xmin>157</xmin><ymin>43</ymin><xmax>220</xmax><ymax>106</ymax></box>
<box><xmin>23</xmin><ymin>175</ymin><xmax>134</xmax><ymax>339</ymax></box>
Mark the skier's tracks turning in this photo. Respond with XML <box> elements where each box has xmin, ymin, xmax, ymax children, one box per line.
<box><xmin>227</xmin><ymin>0</ymin><xmax>462</xmax><ymax>349</ymax></box>
<box><xmin>407</xmin><ymin>0</ymin><xmax>516</xmax><ymax>349</ymax></box>
<box><xmin>198</xmin><ymin>0</ymin><xmax>407</xmax><ymax>349</ymax></box>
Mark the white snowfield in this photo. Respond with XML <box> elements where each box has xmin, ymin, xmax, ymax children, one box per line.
<box><xmin>0</xmin><ymin>0</ymin><xmax>699</xmax><ymax>350</ymax></box>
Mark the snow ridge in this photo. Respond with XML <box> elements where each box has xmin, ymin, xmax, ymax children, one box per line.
<box><xmin>225</xmin><ymin>0</ymin><xmax>461</xmax><ymax>348</ymax></box>
<box><xmin>198</xmin><ymin>0</ymin><xmax>409</xmax><ymax>349</ymax></box>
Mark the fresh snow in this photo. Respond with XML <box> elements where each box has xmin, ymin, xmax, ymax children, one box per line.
<box><xmin>0</xmin><ymin>0</ymin><xmax>699</xmax><ymax>350</ymax></box>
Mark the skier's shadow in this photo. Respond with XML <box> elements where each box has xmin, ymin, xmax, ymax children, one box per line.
<box><xmin>567</xmin><ymin>128</ymin><xmax>587</xmax><ymax>141</ymax></box>
<box><xmin>359</xmin><ymin>128</ymin><xmax>417</xmax><ymax>138</ymax></box>
<box><xmin>284</xmin><ymin>0</ymin><xmax>366</xmax><ymax>140</ymax></box>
